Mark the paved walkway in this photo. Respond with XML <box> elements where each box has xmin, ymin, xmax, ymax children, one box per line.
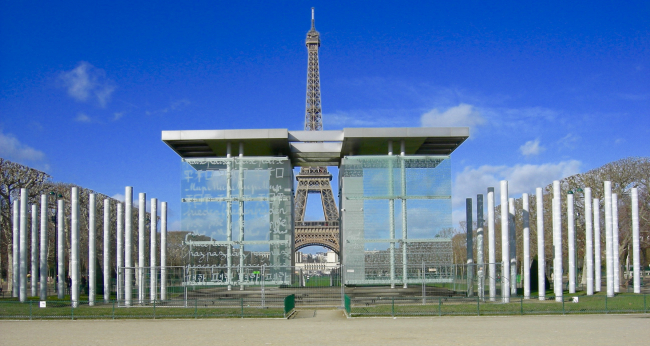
<box><xmin>1</xmin><ymin>312</ymin><xmax>648</xmax><ymax>345</ymax></box>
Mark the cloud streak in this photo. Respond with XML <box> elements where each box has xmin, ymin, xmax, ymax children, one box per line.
<box><xmin>421</xmin><ymin>103</ymin><xmax>485</xmax><ymax>128</ymax></box>
<box><xmin>60</xmin><ymin>61</ymin><xmax>115</xmax><ymax>107</ymax></box>
<box><xmin>520</xmin><ymin>138</ymin><xmax>545</xmax><ymax>157</ymax></box>
<box><xmin>0</xmin><ymin>129</ymin><xmax>49</xmax><ymax>170</ymax></box>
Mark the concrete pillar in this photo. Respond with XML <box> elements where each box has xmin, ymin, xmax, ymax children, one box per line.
<box><xmin>584</xmin><ymin>188</ymin><xmax>594</xmax><ymax>295</ymax></box>
<box><xmin>477</xmin><ymin>194</ymin><xmax>485</xmax><ymax>299</ymax></box>
<box><xmin>31</xmin><ymin>204</ymin><xmax>38</xmax><ymax>297</ymax></box>
<box><xmin>593</xmin><ymin>198</ymin><xmax>601</xmax><ymax>292</ymax></box>
<box><xmin>103</xmin><ymin>199</ymin><xmax>110</xmax><ymax>303</ymax></box>
<box><xmin>161</xmin><ymin>202</ymin><xmax>168</xmax><ymax>300</ymax></box>
<box><xmin>466</xmin><ymin>198</ymin><xmax>474</xmax><ymax>296</ymax></box>
<box><xmin>508</xmin><ymin>197</ymin><xmax>516</xmax><ymax>295</ymax></box>
<box><xmin>57</xmin><ymin>199</ymin><xmax>65</xmax><ymax>299</ymax></box>
<box><xmin>12</xmin><ymin>200</ymin><xmax>19</xmax><ymax>298</ymax></box>
<box><xmin>117</xmin><ymin>202</ymin><xmax>124</xmax><ymax>301</ymax></box>
<box><xmin>522</xmin><ymin>193</ymin><xmax>530</xmax><ymax>299</ymax></box>
<box><xmin>39</xmin><ymin>195</ymin><xmax>48</xmax><ymax>300</ymax></box>
<box><xmin>567</xmin><ymin>193</ymin><xmax>575</xmax><ymax>294</ymax></box>
<box><xmin>552</xmin><ymin>181</ymin><xmax>562</xmax><ymax>302</ymax></box>
<box><xmin>631</xmin><ymin>188</ymin><xmax>640</xmax><ymax>293</ymax></box>
<box><xmin>536</xmin><ymin>188</ymin><xmax>545</xmax><ymax>300</ymax></box>
<box><xmin>612</xmin><ymin>193</ymin><xmax>620</xmax><ymax>293</ymax></box>
<box><xmin>500</xmin><ymin>180</ymin><xmax>510</xmax><ymax>303</ymax></box>
<box><xmin>125</xmin><ymin>187</ymin><xmax>133</xmax><ymax>306</ymax></box>
<box><xmin>138</xmin><ymin>193</ymin><xmax>146</xmax><ymax>304</ymax></box>
<box><xmin>71</xmin><ymin>187</ymin><xmax>80</xmax><ymax>308</ymax></box>
<box><xmin>150</xmin><ymin>198</ymin><xmax>157</xmax><ymax>303</ymax></box>
<box><xmin>19</xmin><ymin>188</ymin><xmax>28</xmax><ymax>302</ymax></box>
<box><xmin>604</xmin><ymin>181</ymin><xmax>614</xmax><ymax>297</ymax></box>
<box><xmin>88</xmin><ymin>193</ymin><xmax>96</xmax><ymax>306</ymax></box>
<box><xmin>487</xmin><ymin>187</ymin><xmax>496</xmax><ymax>301</ymax></box>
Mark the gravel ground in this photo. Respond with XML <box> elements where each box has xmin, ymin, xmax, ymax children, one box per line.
<box><xmin>1</xmin><ymin>312</ymin><xmax>649</xmax><ymax>346</ymax></box>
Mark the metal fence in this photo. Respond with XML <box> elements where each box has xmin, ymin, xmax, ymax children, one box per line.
<box><xmin>345</xmin><ymin>294</ymin><xmax>650</xmax><ymax>317</ymax></box>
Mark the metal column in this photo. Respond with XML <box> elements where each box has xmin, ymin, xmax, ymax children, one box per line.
<box><xmin>604</xmin><ymin>181</ymin><xmax>614</xmax><ymax>297</ymax></box>
<box><xmin>567</xmin><ymin>193</ymin><xmax>575</xmax><ymax>294</ymax></box>
<box><xmin>161</xmin><ymin>202</ymin><xmax>168</xmax><ymax>300</ymax></box>
<box><xmin>552</xmin><ymin>181</ymin><xmax>562</xmax><ymax>302</ymax></box>
<box><xmin>508</xmin><ymin>197</ymin><xmax>516</xmax><ymax>295</ymax></box>
<box><xmin>39</xmin><ymin>195</ymin><xmax>48</xmax><ymax>300</ymax></box>
<box><xmin>71</xmin><ymin>187</ymin><xmax>80</xmax><ymax>308</ymax></box>
<box><xmin>500</xmin><ymin>180</ymin><xmax>510</xmax><ymax>303</ymax></box>
<box><xmin>466</xmin><ymin>198</ymin><xmax>474</xmax><ymax>296</ymax></box>
<box><xmin>631</xmin><ymin>188</ymin><xmax>640</xmax><ymax>293</ymax></box>
<box><xmin>585</xmin><ymin>188</ymin><xmax>594</xmax><ymax>295</ymax></box>
<box><xmin>593</xmin><ymin>198</ymin><xmax>601</xmax><ymax>292</ymax></box>
<box><xmin>12</xmin><ymin>200</ymin><xmax>19</xmax><ymax>298</ymax></box>
<box><xmin>238</xmin><ymin>143</ymin><xmax>245</xmax><ymax>290</ymax></box>
<box><xmin>401</xmin><ymin>149</ymin><xmax>407</xmax><ymax>289</ymax></box>
<box><xmin>138</xmin><ymin>192</ymin><xmax>146</xmax><ymax>303</ymax></box>
<box><xmin>31</xmin><ymin>204</ymin><xmax>38</xmax><ymax>297</ymax></box>
<box><xmin>57</xmin><ymin>199</ymin><xmax>65</xmax><ymax>299</ymax></box>
<box><xmin>536</xmin><ymin>188</ymin><xmax>545</xmax><ymax>300</ymax></box>
<box><xmin>103</xmin><ymin>199</ymin><xmax>111</xmax><ymax>303</ymax></box>
<box><xmin>612</xmin><ymin>193</ymin><xmax>620</xmax><ymax>293</ymax></box>
<box><xmin>477</xmin><ymin>194</ymin><xmax>484</xmax><ymax>299</ymax></box>
<box><xmin>125</xmin><ymin>186</ymin><xmax>133</xmax><ymax>306</ymax></box>
<box><xmin>522</xmin><ymin>193</ymin><xmax>530</xmax><ymax>299</ymax></box>
<box><xmin>88</xmin><ymin>193</ymin><xmax>96</xmax><ymax>306</ymax></box>
<box><xmin>487</xmin><ymin>187</ymin><xmax>496</xmax><ymax>301</ymax></box>
<box><xmin>150</xmin><ymin>198</ymin><xmax>157</xmax><ymax>303</ymax></box>
<box><xmin>19</xmin><ymin>188</ymin><xmax>28</xmax><ymax>302</ymax></box>
<box><xmin>388</xmin><ymin>145</ymin><xmax>395</xmax><ymax>289</ymax></box>
<box><xmin>117</xmin><ymin>202</ymin><xmax>124</xmax><ymax>301</ymax></box>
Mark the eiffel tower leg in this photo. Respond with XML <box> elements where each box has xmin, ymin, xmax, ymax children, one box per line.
<box><xmin>295</xmin><ymin>188</ymin><xmax>307</xmax><ymax>223</ymax></box>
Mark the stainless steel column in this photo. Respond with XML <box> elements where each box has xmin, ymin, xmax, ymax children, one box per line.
<box><xmin>19</xmin><ymin>188</ymin><xmax>28</xmax><ymax>302</ymax></box>
<box><xmin>631</xmin><ymin>188</ymin><xmax>640</xmax><ymax>293</ymax></box>
<box><xmin>117</xmin><ymin>202</ymin><xmax>124</xmax><ymax>302</ymax></box>
<box><xmin>477</xmin><ymin>194</ymin><xmax>485</xmax><ymax>299</ymax></box>
<box><xmin>31</xmin><ymin>204</ymin><xmax>38</xmax><ymax>297</ymax></box>
<box><xmin>12</xmin><ymin>200</ymin><xmax>19</xmax><ymax>298</ymax></box>
<box><xmin>124</xmin><ymin>187</ymin><xmax>133</xmax><ymax>306</ymax></box>
<box><xmin>604</xmin><ymin>181</ymin><xmax>614</xmax><ymax>297</ymax></box>
<box><xmin>522</xmin><ymin>193</ymin><xmax>530</xmax><ymax>299</ymax></box>
<box><xmin>88</xmin><ymin>193</ymin><xmax>96</xmax><ymax>306</ymax></box>
<box><xmin>552</xmin><ymin>181</ymin><xmax>562</xmax><ymax>302</ymax></box>
<box><xmin>57</xmin><ymin>199</ymin><xmax>65</xmax><ymax>299</ymax></box>
<box><xmin>584</xmin><ymin>188</ymin><xmax>594</xmax><ymax>295</ymax></box>
<box><xmin>509</xmin><ymin>197</ymin><xmax>516</xmax><ymax>295</ymax></box>
<box><xmin>500</xmin><ymin>180</ymin><xmax>510</xmax><ymax>303</ymax></box>
<box><xmin>103</xmin><ymin>199</ymin><xmax>110</xmax><ymax>303</ymax></box>
<box><xmin>466</xmin><ymin>198</ymin><xmax>474</xmax><ymax>296</ymax></box>
<box><xmin>401</xmin><ymin>148</ymin><xmax>407</xmax><ymax>289</ymax></box>
<box><xmin>71</xmin><ymin>187</ymin><xmax>79</xmax><ymax>308</ymax></box>
<box><xmin>39</xmin><ymin>195</ymin><xmax>48</xmax><ymax>300</ymax></box>
<box><xmin>487</xmin><ymin>187</ymin><xmax>496</xmax><ymax>301</ymax></box>
<box><xmin>612</xmin><ymin>193</ymin><xmax>620</xmax><ymax>293</ymax></box>
<box><xmin>536</xmin><ymin>188</ymin><xmax>545</xmax><ymax>300</ymax></box>
<box><xmin>150</xmin><ymin>198</ymin><xmax>157</xmax><ymax>303</ymax></box>
<box><xmin>161</xmin><ymin>202</ymin><xmax>168</xmax><ymax>300</ymax></box>
<box><xmin>138</xmin><ymin>192</ymin><xmax>146</xmax><ymax>303</ymax></box>
<box><xmin>567</xmin><ymin>193</ymin><xmax>575</xmax><ymax>294</ymax></box>
<box><xmin>593</xmin><ymin>198</ymin><xmax>601</xmax><ymax>292</ymax></box>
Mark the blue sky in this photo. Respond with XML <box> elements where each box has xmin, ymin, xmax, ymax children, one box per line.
<box><xmin>1</xmin><ymin>1</ymin><xmax>649</xmax><ymax>245</ymax></box>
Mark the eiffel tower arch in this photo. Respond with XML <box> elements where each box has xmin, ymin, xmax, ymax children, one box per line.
<box><xmin>294</xmin><ymin>9</ymin><xmax>340</xmax><ymax>255</ymax></box>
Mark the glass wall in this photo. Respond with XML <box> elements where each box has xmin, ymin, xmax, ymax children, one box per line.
<box><xmin>339</xmin><ymin>155</ymin><xmax>453</xmax><ymax>285</ymax></box>
<box><xmin>181</xmin><ymin>157</ymin><xmax>293</xmax><ymax>286</ymax></box>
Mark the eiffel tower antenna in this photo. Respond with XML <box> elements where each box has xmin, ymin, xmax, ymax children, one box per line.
<box><xmin>294</xmin><ymin>8</ymin><xmax>340</xmax><ymax>254</ymax></box>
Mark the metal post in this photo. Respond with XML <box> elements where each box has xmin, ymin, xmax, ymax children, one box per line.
<box><xmin>116</xmin><ymin>202</ymin><xmax>124</xmax><ymax>302</ymax></box>
<box><xmin>71</xmin><ymin>187</ymin><xmax>79</xmax><ymax>308</ymax></box>
<box><xmin>138</xmin><ymin>193</ymin><xmax>146</xmax><ymax>303</ymax></box>
<box><xmin>631</xmin><ymin>188</ymin><xmax>640</xmax><ymax>293</ymax></box>
<box><xmin>536</xmin><ymin>188</ymin><xmax>545</xmax><ymax>300</ymax></box>
<box><xmin>585</xmin><ymin>188</ymin><xmax>594</xmax><ymax>295</ymax></box>
<box><xmin>593</xmin><ymin>198</ymin><xmax>601</xmax><ymax>292</ymax></box>
<box><xmin>125</xmin><ymin>186</ymin><xmax>133</xmax><ymax>306</ymax></box>
<box><xmin>466</xmin><ymin>198</ymin><xmax>474</xmax><ymax>297</ymax></box>
<box><xmin>20</xmin><ymin>188</ymin><xmax>28</xmax><ymax>302</ymax></box>
<box><xmin>150</xmin><ymin>198</ymin><xmax>157</xmax><ymax>303</ymax></box>
<box><xmin>388</xmin><ymin>150</ymin><xmax>395</xmax><ymax>289</ymax></box>
<box><xmin>238</xmin><ymin>147</ymin><xmax>245</xmax><ymax>291</ymax></box>
<box><xmin>509</xmin><ymin>197</ymin><xmax>516</xmax><ymax>296</ymax></box>
<box><xmin>226</xmin><ymin>156</ymin><xmax>233</xmax><ymax>291</ymax></box>
<box><xmin>57</xmin><ymin>199</ymin><xmax>65</xmax><ymax>299</ymax></box>
<box><xmin>88</xmin><ymin>193</ymin><xmax>96</xmax><ymax>306</ymax></box>
<box><xmin>500</xmin><ymin>180</ymin><xmax>510</xmax><ymax>303</ymax></box>
<box><xmin>161</xmin><ymin>202</ymin><xmax>168</xmax><ymax>300</ymax></box>
<box><xmin>487</xmin><ymin>187</ymin><xmax>496</xmax><ymax>301</ymax></box>
<box><xmin>612</xmin><ymin>193</ymin><xmax>620</xmax><ymax>293</ymax></box>
<box><xmin>604</xmin><ymin>181</ymin><xmax>614</xmax><ymax>297</ymax></box>
<box><xmin>477</xmin><ymin>194</ymin><xmax>484</xmax><ymax>300</ymax></box>
<box><xmin>103</xmin><ymin>199</ymin><xmax>110</xmax><ymax>303</ymax></box>
<box><xmin>522</xmin><ymin>193</ymin><xmax>530</xmax><ymax>299</ymax></box>
<box><xmin>31</xmin><ymin>204</ymin><xmax>38</xmax><ymax>297</ymax></box>
<box><xmin>567</xmin><ymin>193</ymin><xmax>575</xmax><ymax>294</ymax></box>
<box><xmin>12</xmin><ymin>200</ymin><xmax>19</xmax><ymax>298</ymax></box>
<box><xmin>552</xmin><ymin>181</ymin><xmax>562</xmax><ymax>302</ymax></box>
<box><xmin>39</xmin><ymin>195</ymin><xmax>48</xmax><ymax>300</ymax></box>
<box><xmin>401</xmin><ymin>152</ymin><xmax>407</xmax><ymax>289</ymax></box>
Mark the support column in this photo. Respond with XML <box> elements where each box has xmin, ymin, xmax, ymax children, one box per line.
<box><xmin>161</xmin><ymin>202</ymin><xmax>168</xmax><ymax>300</ymax></box>
<box><xmin>612</xmin><ymin>193</ymin><xmax>620</xmax><ymax>293</ymax></box>
<box><xmin>238</xmin><ymin>145</ymin><xmax>245</xmax><ymax>291</ymax></box>
<box><xmin>631</xmin><ymin>188</ymin><xmax>640</xmax><ymax>293</ymax></box>
<box><xmin>117</xmin><ymin>203</ymin><xmax>124</xmax><ymax>301</ymax></box>
<box><xmin>88</xmin><ymin>193</ymin><xmax>96</xmax><ymax>306</ymax></box>
<box><xmin>20</xmin><ymin>188</ymin><xmax>28</xmax><ymax>302</ymax></box>
<box><xmin>71</xmin><ymin>187</ymin><xmax>80</xmax><ymax>308</ymax></box>
<box><xmin>522</xmin><ymin>193</ymin><xmax>530</xmax><ymax>299</ymax></box>
<box><xmin>12</xmin><ymin>200</ymin><xmax>19</xmax><ymax>298</ymax></box>
<box><xmin>388</xmin><ymin>147</ymin><xmax>395</xmax><ymax>289</ymax></box>
<box><xmin>39</xmin><ymin>195</ymin><xmax>48</xmax><ymax>300</ymax></box>
<box><xmin>57</xmin><ymin>199</ymin><xmax>65</xmax><ymax>299</ymax></box>
<box><xmin>487</xmin><ymin>188</ymin><xmax>496</xmax><ymax>301</ymax></box>
<box><xmin>536</xmin><ymin>188</ymin><xmax>545</xmax><ymax>300</ymax></box>
<box><xmin>150</xmin><ymin>198</ymin><xmax>157</xmax><ymax>303</ymax></box>
<box><xmin>593</xmin><ymin>198</ymin><xmax>601</xmax><ymax>292</ymax></box>
<box><xmin>509</xmin><ymin>197</ymin><xmax>516</xmax><ymax>296</ymax></box>
<box><xmin>466</xmin><ymin>198</ymin><xmax>474</xmax><ymax>296</ymax></box>
<box><xmin>585</xmin><ymin>188</ymin><xmax>594</xmax><ymax>295</ymax></box>
<box><xmin>31</xmin><ymin>204</ymin><xmax>38</xmax><ymax>297</ymax></box>
<box><xmin>500</xmin><ymin>180</ymin><xmax>510</xmax><ymax>303</ymax></box>
<box><xmin>567</xmin><ymin>193</ymin><xmax>575</xmax><ymax>294</ymax></box>
<box><xmin>552</xmin><ymin>181</ymin><xmax>562</xmax><ymax>302</ymax></box>
<box><xmin>604</xmin><ymin>181</ymin><xmax>614</xmax><ymax>297</ymax></box>
<box><xmin>103</xmin><ymin>199</ymin><xmax>111</xmax><ymax>303</ymax></box>
<box><xmin>477</xmin><ymin>194</ymin><xmax>484</xmax><ymax>300</ymax></box>
<box><xmin>125</xmin><ymin>187</ymin><xmax>133</xmax><ymax>306</ymax></box>
<box><xmin>226</xmin><ymin>156</ymin><xmax>233</xmax><ymax>291</ymax></box>
<box><xmin>138</xmin><ymin>193</ymin><xmax>146</xmax><ymax>304</ymax></box>
<box><xmin>401</xmin><ymin>152</ymin><xmax>407</xmax><ymax>289</ymax></box>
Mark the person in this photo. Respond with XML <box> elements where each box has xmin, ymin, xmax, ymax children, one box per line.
<box><xmin>66</xmin><ymin>276</ymin><xmax>72</xmax><ymax>295</ymax></box>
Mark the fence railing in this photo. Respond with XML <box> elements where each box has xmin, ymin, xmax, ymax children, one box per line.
<box><xmin>346</xmin><ymin>294</ymin><xmax>649</xmax><ymax>317</ymax></box>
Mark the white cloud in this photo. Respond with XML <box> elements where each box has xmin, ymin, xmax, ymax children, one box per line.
<box><xmin>557</xmin><ymin>133</ymin><xmax>580</xmax><ymax>149</ymax></box>
<box><xmin>111</xmin><ymin>193</ymin><xmax>125</xmax><ymax>202</ymax></box>
<box><xmin>60</xmin><ymin>61</ymin><xmax>115</xmax><ymax>107</ymax></box>
<box><xmin>420</xmin><ymin>103</ymin><xmax>485</xmax><ymax>128</ymax></box>
<box><xmin>0</xmin><ymin>129</ymin><xmax>49</xmax><ymax>169</ymax></box>
<box><xmin>519</xmin><ymin>138</ymin><xmax>545</xmax><ymax>157</ymax></box>
<box><xmin>75</xmin><ymin>113</ymin><xmax>91</xmax><ymax>123</ymax></box>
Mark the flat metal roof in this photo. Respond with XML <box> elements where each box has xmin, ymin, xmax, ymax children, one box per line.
<box><xmin>162</xmin><ymin>127</ymin><xmax>469</xmax><ymax>167</ymax></box>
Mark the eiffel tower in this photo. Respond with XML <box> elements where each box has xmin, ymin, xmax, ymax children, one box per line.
<box><xmin>294</xmin><ymin>8</ymin><xmax>340</xmax><ymax>254</ymax></box>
